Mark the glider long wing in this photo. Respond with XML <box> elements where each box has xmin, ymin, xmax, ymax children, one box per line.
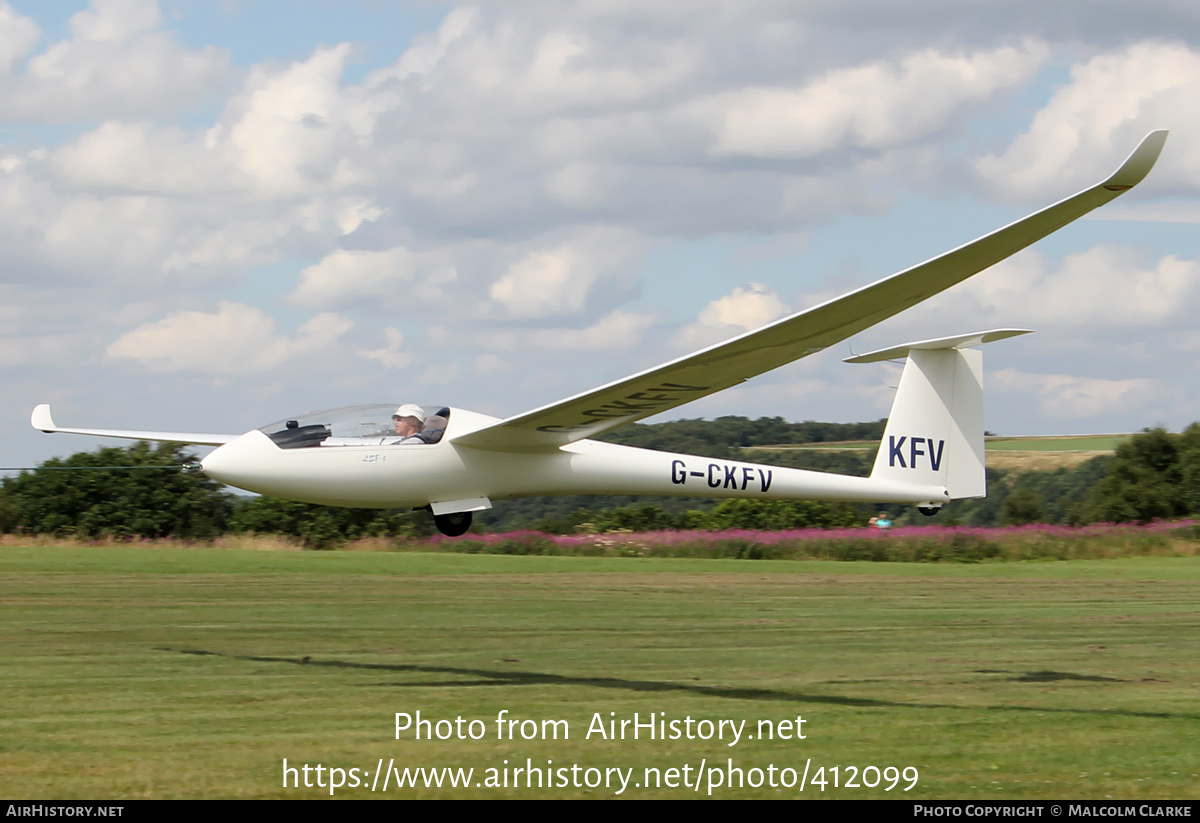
<box><xmin>452</xmin><ymin>130</ymin><xmax>1168</xmax><ymax>452</ymax></box>
<box><xmin>31</xmin><ymin>404</ymin><xmax>238</xmax><ymax>446</ymax></box>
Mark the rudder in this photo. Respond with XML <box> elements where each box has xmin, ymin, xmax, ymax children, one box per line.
<box><xmin>846</xmin><ymin>329</ymin><xmax>1031</xmax><ymax>502</ymax></box>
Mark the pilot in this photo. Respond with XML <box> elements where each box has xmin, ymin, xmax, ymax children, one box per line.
<box><xmin>390</xmin><ymin>404</ymin><xmax>427</xmax><ymax>444</ymax></box>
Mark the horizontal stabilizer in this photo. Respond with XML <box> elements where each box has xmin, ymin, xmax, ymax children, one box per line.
<box><xmin>30</xmin><ymin>404</ymin><xmax>238</xmax><ymax>446</ymax></box>
<box><xmin>844</xmin><ymin>329</ymin><xmax>1033</xmax><ymax>364</ymax></box>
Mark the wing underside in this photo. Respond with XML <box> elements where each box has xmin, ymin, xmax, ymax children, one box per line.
<box><xmin>31</xmin><ymin>405</ymin><xmax>237</xmax><ymax>446</ymax></box>
<box><xmin>451</xmin><ymin>130</ymin><xmax>1168</xmax><ymax>453</ymax></box>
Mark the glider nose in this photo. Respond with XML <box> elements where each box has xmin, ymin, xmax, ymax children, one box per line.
<box><xmin>199</xmin><ymin>441</ymin><xmax>237</xmax><ymax>484</ymax></box>
<box><xmin>200</xmin><ymin>430</ymin><xmax>273</xmax><ymax>489</ymax></box>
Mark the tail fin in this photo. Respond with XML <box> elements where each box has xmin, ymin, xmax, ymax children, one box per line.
<box><xmin>846</xmin><ymin>329</ymin><xmax>1031</xmax><ymax>502</ymax></box>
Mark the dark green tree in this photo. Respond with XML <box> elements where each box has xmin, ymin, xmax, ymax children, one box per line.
<box><xmin>698</xmin><ymin>498</ymin><xmax>863</xmax><ymax>530</ymax></box>
<box><xmin>228</xmin><ymin>496</ymin><xmax>435</xmax><ymax>547</ymax></box>
<box><xmin>1176</xmin><ymin>422</ymin><xmax>1200</xmax><ymax>515</ymax></box>
<box><xmin>1002</xmin><ymin>488</ymin><xmax>1046</xmax><ymax>525</ymax></box>
<box><xmin>591</xmin><ymin>503</ymin><xmax>677</xmax><ymax>532</ymax></box>
<box><xmin>1</xmin><ymin>442</ymin><xmax>234</xmax><ymax>539</ymax></box>
<box><xmin>1088</xmin><ymin>428</ymin><xmax>1185</xmax><ymax>524</ymax></box>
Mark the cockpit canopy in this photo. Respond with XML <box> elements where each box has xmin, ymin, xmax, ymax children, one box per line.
<box><xmin>258</xmin><ymin>404</ymin><xmax>450</xmax><ymax>449</ymax></box>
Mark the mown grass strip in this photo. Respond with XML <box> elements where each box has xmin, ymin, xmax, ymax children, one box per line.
<box><xmin>2</xmin><ymin>547</ymin><xmax>1198</xmax><ymax>798</ymax></box>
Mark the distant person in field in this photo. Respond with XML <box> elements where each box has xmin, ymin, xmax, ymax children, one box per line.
<box><xmin>870</xmin><ymin>512</ymin><xmax>893</xmax><ymax>529</ymax></box>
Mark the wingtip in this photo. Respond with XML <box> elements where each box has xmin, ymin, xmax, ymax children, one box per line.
<box><xmin>1103</xmin><ymin>129</ymin><xmax>1169</xmax><ymax>191</ymax></box>
<box><xmin>31</xmin><ymin>403</ymin><xmax>55</xmax><ymax>433</ymax></box>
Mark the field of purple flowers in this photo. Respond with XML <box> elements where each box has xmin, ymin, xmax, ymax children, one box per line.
<box><xmin>404</xmin><ymin>520</ymin><xmax>1200</xmax><ymax>562</ymax></box>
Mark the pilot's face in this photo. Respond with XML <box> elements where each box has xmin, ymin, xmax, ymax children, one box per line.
<box><xmin>393</xmin><ymin>416</ymin><xmax>420</xmax><ymax>436</ymax></box>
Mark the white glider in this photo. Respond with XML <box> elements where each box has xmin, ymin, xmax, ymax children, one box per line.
<box><xmin>32</xmin><ymin>131</ymin><xmax>1168</xmax><ymax>535</ymax></box>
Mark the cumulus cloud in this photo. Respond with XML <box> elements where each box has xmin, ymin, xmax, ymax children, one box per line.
<box><xmin>876</xmin><ymin>246</ymin><xmax>1200</xmax><ymax>335</ymax></box>
<box><xmin>991</xmin><ymin>368</ymin><xmax>1160</xmax><ymax>418</ymax></box>
<box><xmin>357</xmin><ymin>327</ymin><xmax>414</xmax><ymax>370</ymax></box>
<box><xmin>489</xmin><ymin>247</ymin><xmax>586</xmax><ymax>318</ymax></box>
<box><xmin>290</xmin><ymin>247</ymin><xmax>457</xmax><ymax>309</ymax></box>
<box><xmin>28</xmin><ymin>2</ymin><xmax>1047</xmax><ymax>274</ymax></box>
<box><xmin>486</xmin><ymin>227</ymin><xmax>644</xmax><ymax>320</ymax></box>
<box><xmin>0</xmin><ymin>3</ymin><xmax>38</xmax><ymax>76</ymax></box>
<box><xmin>476</xmin><ymin>309</ymin><xmax>656</xmax><ymax>352</ymax></box>
<box><xmin>47</xmin><ymin>42</ymin><xmax>386</xmax><ymax>200</ymax></box>
<box><xmin>9</xmin><ymin>6</ymin><xmax>1053</xmax><ymax>296</ymax></box>
<box><xmin>0</xmin><ymin>334</ymin><xmax>86</xmax><ymax>368</ymax></box>
<box><xmin>105</xmin><ymin>302</ymin><xmax>353</xmax><ymax>374</ymax></box>
<box><xmin>675</xmin><ymin>374</ymin><xmax>834</xmax><ymax>420</ymax></box>
<box><xmin>700</xmin><ymin>41</ymin><xmax>1047</xmax><ymax>159</ymax></box>
<box><xmin>0</xmin><ymin>0</ymin><xmax>229</xmax><ymax>122</ymax></box>
<box><xmin>49</xmin><ymin>121</ymin><xmax>238</xmax><ymax>195</ymax></box>
<box><xmin>12</xmin><ymin>3</ymin><xmax>1200</xmax><ymax>468</ymax></box>
<box><xmin>222</xmin><ymin>43</ymin><xmax>385</xmax><ymax>197</ymax></box>
<box><xmin>674</xmin><ymin>283</ymin><xmax>790</xmax><ymax>350</ymax></box>
<box><xmin>978</xmin><ymin>41</ymin><xmax>1200</xmax><ymax>197</ymax></box>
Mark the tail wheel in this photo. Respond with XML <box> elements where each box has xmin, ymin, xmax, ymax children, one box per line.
<box><xmin>917</xmin><ymin>506</ymin><xmax>941</xmax><ymax>517</ymax></box>
<box><xmin>434</xmin><ymin>511</ymin><xmax>473</xmax><ymax>536</ymax></box>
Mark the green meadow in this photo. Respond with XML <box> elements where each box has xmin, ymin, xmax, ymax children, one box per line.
<box><xmin>2</xmin><ymin>546</ymin><xmax>1197</xmax><ymax>799</ymax></box>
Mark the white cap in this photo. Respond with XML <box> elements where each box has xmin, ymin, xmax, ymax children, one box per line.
<box><xmin>393</xmin><ymin>404</ymin><xmax>426</xmax><ymax>423</ymax></box>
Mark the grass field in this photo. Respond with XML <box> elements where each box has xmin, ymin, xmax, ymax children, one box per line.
<box><xmin>3</xmin><ymin>546</ymin><xmax>1198</xmax><ymax>799</ymax></box>
<box><xmin>984</xmin><ymin>435</ymin><xmax>1131</xmax><ymax>452</ymax></box>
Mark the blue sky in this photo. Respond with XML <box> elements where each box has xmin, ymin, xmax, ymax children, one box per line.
<box><xmin>3</xmin><ymin>0</ymin><xmax>1200</xmax><ymax>471</ymax></box>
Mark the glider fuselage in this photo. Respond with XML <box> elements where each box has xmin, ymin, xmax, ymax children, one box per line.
<box><xmin>199</xmin><ymin>406</ymin><xmax>946</xmax><ymax>511</ymax></box>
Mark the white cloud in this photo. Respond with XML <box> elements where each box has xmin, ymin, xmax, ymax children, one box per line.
<box><xmin>487</xmin><ymin>227</ymin><xmax>643</xmax><ymax>319</ymax></box>
<box><xmin>474</xmin><ymin>353</ymin><xmax>512</xmax><ymax>374</ymax></box>
<box><xmin>991</xmin><ymin>368</ymin><xmax>1160</xmax><ymax>418</ymax></box>
<box><xmin>223</xmin><ymin>43</ymin><xmax>383</xmax><ymax>196</ymax></box>
<box><xmin>700</xmin><ymin>41</ymin><xmax>1047</xmax><ymax>159</ymax></box>
<box><xmin>0</xmin><ymin>0</ymin><xmax>229</xmax><ymax>122</ymax></box>
<box><xmin>105</xmin><ymin>302</ymin><xmax>353</xmax><ymax>375</ymax></box>
<box><xmin>978</xmin><ymin>41</ymin><xmax>1200</xmax><ymax>197</ymax></box>
<box><xmin>70</xmin><ymin>0</ymin><xmax>160</xmax><ymax>42</ymax></box>
<box><xmin>47</xmin><ymin>42</ymin><xmax>382</xmax><ymax>200</ymax></box>
<box><xmin>357</xmin><ymin>327</ymin><xmax>414</xmax><ymax>370</ymax></box>
<box><xmin>477</xmin><ymin>309</ymin><xmax>656</xmax><ymax>352</ymax></box>
<box><xmin>395</xmin><ymin>6</ymin><xmax>477</xmax><ymax>79</ymax></box>
<box><xmin>673</xmin><ymin>283</ymin><xmax>790</xmax><ymax>350</ymax></box>
<box><xmin>1091</xmin><ymin>202</ymin><xmax>1200</xmax><ymax>223</ymax></box>
<box><xmin>12</xmin><ymin>4</ymin><xmax>1200</xmax><ymax>476</ymax></box>
<box><xmin>9</xmin><ymin>4</ymin><xmax>1053</xmax><ymax>299</ymax></box>
<box><xmin>675</xmin><ymin>373</ymin><xmax>834</xmax><ymax>419</ymax></box>
<box><xmin>0</xmin><ymin>2</ymin><xmax>38</xmax><ymax>76</ymax></box>
<box><xmin>418</xmin><ymin>362</ymin><xmax>460</xmax><ymax>386</ymax></box>
<box><xmin>289</xmin><ymin>246</ymin><xmax>457</xmax><ymax>308</ymax></box>
<box><xmin>0</xmin><ymin>334</ymin><xmax>87</xmax><ymax>368</ymax></box>
<box><xmin>49</xmin><ymin>121</ymin><xmax>237</xmax><ymax>195</ymax></box>
<box><xmin>369</xmin><ymin>5</ymin><xmax>698</xmax><ymax>115</ymax></box>
<box><xmin>489</xmin><ymin>246</ymin><xmax>589</xmax><ymax>318</ymax></box>
<box><xmin>883</xmin><ymin>246</ymin><xmax>1200</xmax><ymax>334</ymax></box>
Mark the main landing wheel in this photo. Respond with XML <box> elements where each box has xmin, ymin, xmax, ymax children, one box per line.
<box><xmin>433</xmin><ymin>511</ymin><xmax>473</xmax><ymax>537</ymax></box>
<box><xmin>917</xmin><ymin>506</ymin><xmax>941</xmax><ymax>517</ymax></box>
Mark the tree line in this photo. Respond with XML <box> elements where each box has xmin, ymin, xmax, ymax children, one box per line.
<box><xmin>3</xmin><ymin>419</ymin><xmax>1198</xmax><ymax>546</ymax></box>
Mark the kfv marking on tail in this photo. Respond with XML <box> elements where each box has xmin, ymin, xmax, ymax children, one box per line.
<box><xmin>887</xmin><ymin>436</ymin><xmax>945</xmax><ymax>471</ymax></box>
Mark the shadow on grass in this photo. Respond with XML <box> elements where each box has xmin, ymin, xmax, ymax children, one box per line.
<box><xmin>156</xmin><ymin>647</ymin><xmax>1194</xmax><ymax>722</ymax></box>
<box><xmin>974</xmin><ymin>669</ymin><xmax>1126</xmax><ymax>683</ymax></box>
